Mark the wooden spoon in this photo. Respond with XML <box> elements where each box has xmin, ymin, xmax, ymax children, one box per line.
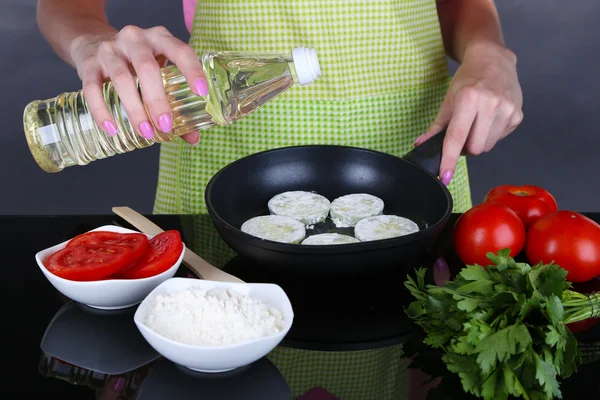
<box><xmin>112</xmin><ymin>206</ymin><xmax>244</xmax><ymax>284</ymax></box>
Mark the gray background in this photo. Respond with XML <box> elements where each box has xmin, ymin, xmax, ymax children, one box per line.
<box><xmin>1</xmin><ymin>0</ymin><xmax>598</xmax><ymax>215</ymax></box>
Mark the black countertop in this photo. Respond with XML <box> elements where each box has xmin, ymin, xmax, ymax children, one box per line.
<box><xmin>4</xmin><ymin>213</ymin><xmax>600</xmax><ymax>399</ymax></box>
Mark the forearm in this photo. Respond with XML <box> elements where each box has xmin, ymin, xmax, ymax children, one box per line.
<box><xmin>436</xmin><ymin>0</ymin><xmax>512</xmax><ymax>63</ymax></box>
<box><xmin>37</xmin><ymin>0</ymin><xmax>117</xmax><ymax>67</ymax></box>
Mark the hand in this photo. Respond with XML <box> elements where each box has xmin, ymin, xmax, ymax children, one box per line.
<box><xmin>415</xmin><ymin>42</ymin><xmax>524</xmax><ymax>185</ymax></box>
<box><xmin>71</xmin><ymin>25</ymin><xmax>207</xmax><ymax>144</ymax></box>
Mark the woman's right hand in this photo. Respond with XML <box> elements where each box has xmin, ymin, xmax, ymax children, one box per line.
<box><xmin>71</xmin><ymin>25</ymin><xmax>207</xmax><ymax>144</ymax></box>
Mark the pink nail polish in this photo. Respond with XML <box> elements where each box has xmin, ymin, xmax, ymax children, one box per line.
<box><xmin>112</xmin><ymin>377</ymin><xmax>126</xmax><ymax>392</ymax></box>
<box><xmin>192</xmin><ymin>134</ymin><xmax>201</xmax><ymax>146</ymax></box>
<box><xmin>414</xmin><ymin>134</ymin><xmax>425</xmax><ymax>147</ymax></box>
<box><xmin>158</xmin><ymin>113</ymin><xmax>173</xmax><ymax>133</ymax></box>
<box><xmin>186</xmin><ymin>131</ymin><xmax>200</xmax><ymax>145</ymax></box>
<box><xmin>194</xmin><ymin>78</ymin><xmax>208</xmax><ymax>96</ymax></box>
<box><xmin>433</xmin><ymin>258</ymin><xmax>451</xmax><ymax>286</ymax></box>
<box><xmin>139</xmin><ymin>121</ymin><xmax>155</xmax><ymax>139</ymax></box>
<box><xmin>102</xmin><ymin>120</ymin><xmax>118</xmax><ymax>136</ymax></box>
<box><xmin>441</xmin><ymin>170</ymin><xmax>453</xmax><ymax>186</ymax></box>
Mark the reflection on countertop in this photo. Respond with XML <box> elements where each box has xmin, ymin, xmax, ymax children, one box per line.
<box><xmin>4</xmin><ymin>214</ymin><xmax>600</xmax><ymax>398</ymax></box>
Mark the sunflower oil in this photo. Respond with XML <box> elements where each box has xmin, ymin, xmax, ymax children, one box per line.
<box><xmin>23</xmin><ymin>47</ymin><xmax>321</xmax><ymax>172</ymax></box>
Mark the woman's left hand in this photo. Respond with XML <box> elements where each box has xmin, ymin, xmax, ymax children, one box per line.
<box><xmin>415</xmin><ymin>42</ymin><xmax>524</xmax><ymax>186</ymax></box>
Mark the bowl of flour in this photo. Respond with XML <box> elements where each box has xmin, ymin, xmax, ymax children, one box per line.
<box><xmin>133</xmin><ymin>278</ymin><xmax>293</xmax><ymax>373</ymax></box>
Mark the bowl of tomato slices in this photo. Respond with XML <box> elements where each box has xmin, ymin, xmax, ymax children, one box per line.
<box><xmin>35</xmin><ymin>225</ymin><xmax>185</xmax><ymax>310</ymax></box>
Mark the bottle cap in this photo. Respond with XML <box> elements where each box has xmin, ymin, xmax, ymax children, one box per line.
<box><xmin>292</xmin><ymin>47</ymin><xmax>321</xmax><ymax>86</ymax></box>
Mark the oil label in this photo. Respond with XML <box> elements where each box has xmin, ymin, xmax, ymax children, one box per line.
<box><xmin>39</xmin><ymin>123</ymin><xmax>61</xmax><ymax>146</ymax></box>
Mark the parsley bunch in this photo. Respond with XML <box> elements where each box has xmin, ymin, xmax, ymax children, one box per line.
<box><xmin>404</xmin><ymin>249</ymin><xmax>600</xmax><ymax>400</ymax></box>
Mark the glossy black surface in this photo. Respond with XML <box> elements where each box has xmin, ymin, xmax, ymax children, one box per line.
<box><xmin>205</xmin><ymin>144</ymin><xmax>452</xmax><ymax>275</ymax></box>
<box><xmin>4</xmin><ymin>213</ymin><xmax>600</xmax><ymax>399</ymax></box>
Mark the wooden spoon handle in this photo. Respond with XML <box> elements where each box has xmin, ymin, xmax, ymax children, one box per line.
<box><xmin>112</xmin><ymin>207</ymin><xmax>244</xmax><ymax>283</ymax></box>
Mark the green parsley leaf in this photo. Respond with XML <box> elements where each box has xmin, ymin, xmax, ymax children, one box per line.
<box><xmin>403</xmin><ymin>249</ymin><xmax>597</xmax><ymax>400</ymax></box>
<box><xmin>475</xmin><ymin>324</ymin><xmax>532</xmax><ymax>375</ymax></box>
<box><xmin>457</xmin><ymin>297</ymin><xmax>480</xmax><ymax>313</ymax></box>
<box><xmin>544</xmin><ymin>294</ymin><xmax>565</xmax><ymax>326</ymax></box>
<box><xmin>481</xmin><ymin>367</ymin><xmax>506</xmax><ymax>400</ymax></box>
<box><xmin>534</xmin><ymin>353</ymin><xmax>562</xmax><ymax>399</ymax></box>
<box><xmin>459</xmin><ymin>264</ymin><xmax>492</xmax><ymax>281</ymax></box>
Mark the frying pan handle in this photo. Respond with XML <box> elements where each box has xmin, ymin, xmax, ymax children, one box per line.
<box><xmin>402</xmin><ymin>128</ymin><xmax>447</xmax><ymax>177</ymax></box>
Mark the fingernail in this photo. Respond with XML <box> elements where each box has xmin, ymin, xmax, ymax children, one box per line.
<box><xmin>441</xmin><ymin>170</ymin><xmax>453</xmax><ymax>186</ymax></box>
<box><xmin>112</xmin><ymin>377</ymin><xmax>126</xmax><ymax>392</ymax></box>
<box><xmin>434</xmin><ymin>258</ymin><xmax>450</xmax><ymax>286</ymax></box>
<box><xmin>187</xmin><ymin>131</ymin><xmax>200</xmax><ymax>145</ymax></box>
<box><xmin>194</xmin><ymin>78</ymin><xmax>208</xmax><ymax>96</ymax></box>
<box><xmin>413</xmin><ymin>134</ymin><xmax>426</xmax><ymax>147</ymax></box>
<box><xmin>102</xmin><ymin>120</ymin><xmax>118</xmax><ymax>136</ymax></box>
<box><xmin>158</xmin><ymin>113</ymin><xmax>173</xmax><ymax>133</ymax></box>
<box><xmin>435</xmin><ymin>258</ymin><xmax>449</xmax><ymax>273</ymax></box>
<box><xmin>139</xmin><ymin>121</ymin><xmax>155</xmax><ymax>139</ymax></box>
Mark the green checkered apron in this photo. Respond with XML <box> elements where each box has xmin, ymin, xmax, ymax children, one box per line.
<box><xmin>154</xmin><ymin>0</ymin><xmax>472</xmax><ymax>216</ymax></box>
<box><xmin>156</xmin><ymin>1</ymin><xmax>473</xmax><ymax>398</ymax></box>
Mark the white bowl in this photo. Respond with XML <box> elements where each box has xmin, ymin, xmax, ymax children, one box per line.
<box><xmin>35</xmin><ymin>225</ymin><xmax>184</xmax><ymax>310</ymax></box>
<box><xmin>133</xmin><ymin>278</ymin><xmax>294</xmax><ymax>373</ymax></box>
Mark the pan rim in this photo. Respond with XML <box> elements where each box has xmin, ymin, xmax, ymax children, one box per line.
<box><xmin>205</xmin><ymin>144</ymin><xmax>453</xmax><ymax>254</ymax></box>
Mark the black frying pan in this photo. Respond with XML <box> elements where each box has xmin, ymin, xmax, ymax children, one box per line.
<box><xmin>205</xmin><ymin>130</ymin><xmax>452</xmax><ymax>275</ymax></box>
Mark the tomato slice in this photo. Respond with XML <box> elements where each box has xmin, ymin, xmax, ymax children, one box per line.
<box><xmin>45</xmin><ymin>244</ymin><xmax>137</xmax><ymax>281</ymax></box>
<box><xmin>67</xmin><ymin>231</ymin><xmax>149</xmax><ymax>265</ymax></box>
<box><xmin>119</xmin><ymin>230</ymin><xmax>183</xmax><ymax>279</ymax></box>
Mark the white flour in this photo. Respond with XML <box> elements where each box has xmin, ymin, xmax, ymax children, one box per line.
<box><xmin>241</xmin><ymin>215</ymin><xmax>306</xmax><ymax>244</ymax></box>
<box><xmin>354</xmin><ymin>215</ymin><xmax>419</xmax><ymax>242</ymax></box>
<box><xmin>329</xmin><ymin>193</ymin><xmax>385</xmax><ymax>227</ymax></box>
<box><xmin>301</xmin><ymin>233</ymin><xmax>360</xmax><ymax>245</ymax></box>
<box><xmin>268</xmin><ymin>191</ymin><xmax>331</xmax><ymax>225</ymax></box>
<box><xmin>143</xmin><ymin>287</ymin><xmax>285</xmax><ymax>346</ymax></box>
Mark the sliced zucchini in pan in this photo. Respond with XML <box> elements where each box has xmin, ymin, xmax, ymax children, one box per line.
<box><xmin>355</xmin><ymin>215</ymin><xmax>419</xmax><ymax>242</ymax></box>
<box><xmin>241</xmin><ymin>215</ymin><xmax>306</xmax><ymax>244</ymax></box>
<box><xmin>329</xmin><ymin>193</ymin><xmax>384</xmax><ymax>227</ymax></box>
<box><xmin>268</xmin><ymin>191</ymin><xmax>331</xmax><ymax>225</ymax></box>
<box><xmin>301</xmin><ymin>233</ymin><xmax>360</xmax><ymax>245</ymax></box>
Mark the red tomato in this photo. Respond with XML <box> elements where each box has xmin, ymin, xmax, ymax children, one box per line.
<box><xmin>453</xmin><ymin>203</ymin><xmax>526</xmax><ymax>266</ymax></box>
<box><xmin>119</xmin><ymin>230</ymin><xmax>183</xmax><ymax>279</ymax></box>
<box><xmin>483</xmin><ymin>185</ymin><xmax>558</xmax><ymax>228</ymax></box>
<box><xmin>45</xmin><ymin>244</ymin><xmax>137</xmax><ymax>281</ymax></box>
<box><xmin>567</xmin><ymin>318</ymin><xmax>600</xmax><ymax>334</ymax></box>
<box><xmin>572</xmin><ymin>276</ymin><xmax>600</xmax><ymax>293</ymax></box>
<box><xmin>67</xmin><ymin>231</ymin><xmax>149</xmax><ymax>265</ymax></box>
<box><xmin>525</xmin><ymin>211</ymin><xmax>600</xmax><ymax>283</ymax></box>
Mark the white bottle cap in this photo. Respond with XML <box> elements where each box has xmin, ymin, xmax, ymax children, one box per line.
<box><xmin>291</xmin><ymin>47</ymin><xmax>321</xmax><ymax>86</ymax></box>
